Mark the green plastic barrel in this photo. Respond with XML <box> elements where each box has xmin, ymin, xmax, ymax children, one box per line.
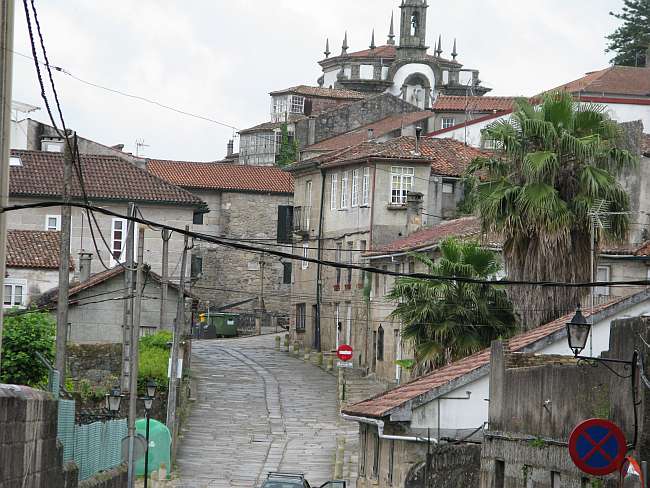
<box><xmin>135</xmin><ymin>418</ymin><xmax>171</xmax><ymax>479</ymax></box>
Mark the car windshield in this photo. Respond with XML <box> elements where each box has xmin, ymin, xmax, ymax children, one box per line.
<box><xmin>263</xmin><ymin>481</ymin><xmax>303</xmax><ymax>488</ymax></box>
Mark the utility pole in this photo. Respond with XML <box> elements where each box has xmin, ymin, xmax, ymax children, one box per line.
<box><xmin>255</xmin><ymin>253</ymin><xmax>266</xmax><ymax>335</ymax></box>
<box><xmin>55</xmin><ymin>131</ymin><xmax>74</xmax><ymax>381</ymax></box>
<box><xmin>121</xmin><ymin>203</ymin><xmax>136</xmax><ymax>391</ymax></box>
<box><xmin>127</xmin><ymin>227</ymin><xmax>145</xmax><ymax>488</ymax></box>
<box><xmin>0</xmin><ymin>0</ymin><xmax>14</xmax><ymax>370</ymax></box>
<box><xmin>159</xmin><ymin>229</ymin><xmax>170</xmax><ymax>328</ymax></box>
<box><xmin>167</xmin><ymin>227</ymin><xmax>189</xmax><ymax>446</ymax></box>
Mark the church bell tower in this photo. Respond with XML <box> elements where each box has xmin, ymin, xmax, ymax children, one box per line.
<box><xmin>397</xmin><ymin>0</ymin><xmax>428</xmax><ymax>59</ymax></box>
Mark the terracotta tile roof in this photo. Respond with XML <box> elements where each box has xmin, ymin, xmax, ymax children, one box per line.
<box><xmin>433</xmin><ymin>96</ymin><xmax>519</xmax><ymax>113</ymax></box>
<box><xmin>368</xmin><ymin>217</ymin><xmax>482</xmax><ymax>255</ymax></box>
<box><xmin>238</xmin><ymin>121</ymin><xmax>290</xmax><ymax>134</ymax></box>
<box><xmin>642</xmin><ymin>134</ymin><xmax>650</xmax><ymax>157</ymax></box>
<box><xmin>297</xmin><ymin>137</ymin><xmax>487</xmax><ymax>177</ymax></box>
<box><xmin>269</xmin><ymin>85</ymin><xmax>366</xmax><ymax>100</ymax></box>
<box><xmin>305</xmin><ymin>112</ymin><xmax>432</xmax><ymax>152</ymax></box>
<box><xmin>323</xmin><ymin>45</ymin><xmax>460</xmax><ymax>66</ymax></box>
<box><xmin>549</xmin><ymin>66</ymin><xmax>650</xmax><ymax>97</ymax></box>
<box><xmin>147</xmin><ymin>160</ymin><xmax>294</xmax><ymax>194</ymax></box>
<box><xmin>634</xmin><ymin>241</ymin><xmax>650</xmax><ymax>257</ymax></box>
<box><xmin>9</xmin><ymin>150</ymin><xmax>204</xmax><ymax>207</ymax></box>
<box><xmin>342</xmin><ymin>295</ymin><xmax>634</xmax><ymax>418</ymax></box>
<box><xmin>6</xmin><ymin>230</ymin><xmax>74</xmax><ymax>270</ymax></box>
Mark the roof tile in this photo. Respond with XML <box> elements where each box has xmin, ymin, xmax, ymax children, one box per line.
<box><xmin>433</xmin><ymin>96</ymin><xmax>519</xmax><ymax>113</ymax></box>
<box><xmin>269</xmin><ymin>85</ymin><xmax>366</xmax><ymax>100</ymax></box>
<box><xmin>6</xmin><ymin>230</ymin><xmax>74</xmax><ymax>270</ymax></box>
<box><xmin>549</xmin><ymin>66</ymin><xmax>650</xmax><ymax>97</ymax></box>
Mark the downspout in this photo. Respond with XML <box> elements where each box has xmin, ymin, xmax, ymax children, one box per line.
<box><xmin>365</xmin><ymin>160</ymin><xmax>377</xmax><ymax>368</ymax></box>
<box><xmin>315</xmin><ymin>166</ymin><xmax>326</xmax><ymax>352</ymax></box>
<box><xmin>340</xmin><ymin>413</ymin><xmax>438</xmax><ymax>444</ymax></box>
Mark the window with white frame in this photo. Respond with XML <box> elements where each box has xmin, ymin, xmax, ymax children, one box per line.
<box><xmin>362</xmin><ymin>167</ymin><xmax>370</xmax><ymax>206</ymax></box>
<box><xmin>351</xmin><ymin>169</ymin><xmax>360</xmax><ymax>207</ymax></box>
<box><xmin>390</xmin><ymin>166</ymin><xmax>414</xmax><ymax>204</ymax></box>
<box><xmin>110</xmin><ymin>218</ymin><xmax>136</xmax><ymax>266</ymax></box>
<box><xmin>4</xmin><ymin>283</ymin><xmax>24</xmax><ymax>308</ymax></box>
<box><xmin>290</xmin><ymin>95</ymin><xmax>305</xmax><ymax>114</ymax></box>
<box><xmin>45</xmin><ymin>215</ymin><xmax>61</xmax><ymax>231</ymax></box>
<box><xmin>9</xmin><ymin>156</ymin><xmax>22</xmax><ymax>166</ymax></box>
<box><xmin>302</xmin><ymin>244</ymin><xmax>309</xmax><ymax>270</ymax></box>
<box><xmin>442</xmin><ymin>182</ymin><xmax>455</xmax><ymax>194</ymax></box>
<box><xmin>340</xmin><ymin>171</ymin><xmax>349</xmax><ymax>209</ymax></box>
<box><xmin>595</xmin><ymin>266</ymin><xmax>611</xmax><ymax>296</ymax></box>
<box><xmin>442</xmin><ymin>117</ymin><xmax>456</xmax><ymax>129</ymax></box>
<box><xmin>330</xmin><ymin>173</ymin><xmax>338</xmax><ymax>210</ymax></box>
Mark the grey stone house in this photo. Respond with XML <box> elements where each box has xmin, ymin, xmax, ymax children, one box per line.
<box><xmin>146</xmin><ymin>159</ymin><xmax>294</xmax><ymax>317</ymax></box>
<box><xmin>286</xmin><ymin>136</ymin><xmax>486</xmax><ymax>360</ymax></box>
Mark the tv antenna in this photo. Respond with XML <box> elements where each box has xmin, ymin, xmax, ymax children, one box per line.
<box><xmin>135</xmin><ymin>139</ymin><xmax>150</xmax><ymax>157</ymax></box>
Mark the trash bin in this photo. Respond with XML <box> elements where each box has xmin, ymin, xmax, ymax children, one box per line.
<box><xmin>210</xmin><ymin>313</ymin><xmax>238</xmax><ymax>338</ymax></box>
<box><xmin>135</xmin><ymin>418</ymin><xmax>171</xmax><ymax>479</ymax></box>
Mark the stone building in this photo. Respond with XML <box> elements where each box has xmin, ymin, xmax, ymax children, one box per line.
<box><xmin>286</xmin><ymin>136</ymin><xmax>486</xmax><ymax>360</ymax></box>
<box><xmin>341</xmin><ymin>290</ymin><xmax>650</xmax><ymax>488</ymax></box>
<box><xmin>318</xmin><ymin>0</ymin><xmax>490</xmax><ymax>107</ymax></box>
<box><xmin>146</xmin><ymin>159</ymin><xmax>294</xmax><ymax>317</ymax></box>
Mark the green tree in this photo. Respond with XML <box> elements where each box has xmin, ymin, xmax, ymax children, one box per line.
<box><xmin>606</xmin><ymin>0</ymin><xmax>650</xmax><ymax>66</ymax></box>
<box><xmin>0</xmin><ymin>312</ymin><xmax>55</xmax><ymax>387</ymax></box>
<box><xmin>276</xmin><ymin>123</ymin><xmax>299</xmax><ymax>167</ymax></box>
<box><xmin>466</xmin><ymin>93</ymin><xmax>636</xmax><ymax>328</ymax></box>
<box><xmin>388</xmin><ymin>238</ymin><xmax>516</xmax><ymax>375</ymax></box>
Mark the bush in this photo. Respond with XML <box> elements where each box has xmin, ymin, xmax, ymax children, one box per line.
<box><xmin>0</xmin><ymin>312</ymin><xmax>55</xmax><ymax>387</ymax></box>
<box><xmin>138</xmin><ymin>331</ymin><xmax>171</xmax><ymax>394</ymax></box>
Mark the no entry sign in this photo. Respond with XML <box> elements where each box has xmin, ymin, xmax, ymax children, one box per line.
<box><xmin>337</xmin><ymin>344</ymin><xmax>353</xmax><ymax>362</ymax></box>
<box><xmin>568</xmin><ymin>418</ymin><xmax>627</xmax><ymax>476</ymax></box>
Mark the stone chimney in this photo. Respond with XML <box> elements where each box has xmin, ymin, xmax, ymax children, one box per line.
<box><xmin>226</xmin><ymin>139</ymin><xmax>234</xmax><ymax>158</ymax></box>
<box><xmin>406</xmin><ymin>192</ymin><xmax>424</xmax><ymax>235</ymax></box>
<box><xmin>367</xmin><ymin>128</ymin><xmax>374</xmax><ymax>141</ymax></box>
<box><xmin>78</xmin><ymin>252</ymin><xmax>93</xmax><ymax>282</ymax></box>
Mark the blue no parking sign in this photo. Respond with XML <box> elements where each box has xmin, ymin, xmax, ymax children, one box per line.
<box><xmin>568</xmin><ymin>419</ymin><xmax>627</xmax><ymax>476</ymax></box>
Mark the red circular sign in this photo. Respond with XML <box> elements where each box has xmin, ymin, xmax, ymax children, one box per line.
<box><xmin>568</xmin><ymin>418</ymin><xmax>627</xmax><ymax>476</ymax></box>
<box><xmin>337</xmin><ymin>344</ymin><xmax>353</xmax><ymax>362</ymax></box>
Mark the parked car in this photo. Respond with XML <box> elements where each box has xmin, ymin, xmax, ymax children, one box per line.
<box><xmin>261</xmin><ymin>472</ymin><xmax>346</xmax><ymax>488</ymax></box>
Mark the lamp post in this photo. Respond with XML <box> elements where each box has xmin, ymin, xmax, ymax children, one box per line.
<box><xmin>566</xmin><ymin>305</ymin><xmax>639</xmax><ymax>448</ymax></box>
<box><xmin>142</xmin><ymin>378</ymin><xmax>157</xmax><ymax>488</ymax></box>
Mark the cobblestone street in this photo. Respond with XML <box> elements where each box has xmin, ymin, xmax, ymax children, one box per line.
<box><xmin>174</xmin><ymin>334</ymin><xmax>358</xmax><ymax>488</ymax></box>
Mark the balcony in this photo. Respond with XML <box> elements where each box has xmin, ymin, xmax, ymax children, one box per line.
<box><xmin>293</xmin><ymin>206</ymin><xmax>312</xmax><ymax>237</ymax></box>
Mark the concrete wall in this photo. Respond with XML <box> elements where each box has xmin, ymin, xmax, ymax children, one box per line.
<box><xmin>4</xmin><ymin>266</ymin><xmax>72</xmax><ymax>307</ymax></box>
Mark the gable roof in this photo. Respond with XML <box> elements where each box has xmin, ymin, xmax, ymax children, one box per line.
<box><xmin>294</xmin><ymin>137</ymin><xmax>487</xmax><ymax>177</ymax></box>
<box><xmin>9</xmin><ymin>150</ymin><xmax>205</xmax><ymax>207</ymax></box>
<box><xmin>433</xmin><ymin>96</ymin><xmax>519</xmax><ymax>113</ymax></box>
<box><xmin>305</xmin><ymin>112</ymin><xmax>432</xmax><ymax>152</ymax></box>
<box><xmin>342</xmin><ymin>290</ymin><xmax>650</xmax><ymax>419</ymax></box>
<box><xmin>269</xmin><ymin>85</ymin><xmax>366</xmax><ymax>100</ymax></box>
<box><xmin>549</xmin><ymin>66</ymin><xmax>650</xmax><ymax>98</ymax></box>
<box><xmin>6</xmin><ymin>230</ymin><xmax>74</xmax><ymax>270</ymax></box>
<box><xmin>147</xmin><ymin>160</ymin><xmax>294</xmax><ymax>194</ymax></box>
<box><xmin>321</xmin><ymin>44</ymin><xmax>460</xmax><ymax>66</ymax></box>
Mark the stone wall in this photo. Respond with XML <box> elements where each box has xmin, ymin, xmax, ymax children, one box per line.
<box><xmin>78</xmin><ymin>465</ymin><xmax>128</xmax><ymax>488</ymax></box>
<box><xmin>405</xmin><ymin>444</ymin><xmax>481</xmax><ymax>488</ymax></box>
<box><xmin>67</xmin><ymin>343</ymin><xmax>122</xmax><ymax>385</ymax></box>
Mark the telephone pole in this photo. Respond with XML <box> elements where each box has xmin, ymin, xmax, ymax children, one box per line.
<box><xmin>160</xmin><ymin>229</ymin><xmax>170</xmax><ymax>327</ymax></box>
<box><xmin>127</xmin><ymin>227</ymin><xmax>145</xmax><ymax>488</ymax></box>
<box><xmin>55</xmin><ymin>132</ymin><xmax>74</xmax><ymax>380</ymax></box>
<box><xmin>167</xmin><ymin>227</ymin><xmax>189</xmax><ymax>448</ymax></box>
<box><xmin>0</xmin><ymin>0</ymin><xmax>14</xmax><ymax>370</ymax></box>
<box><xmin>121</xmin><ymin>203</ymin><xmax>136</xmax><ymax>391</ymax></box>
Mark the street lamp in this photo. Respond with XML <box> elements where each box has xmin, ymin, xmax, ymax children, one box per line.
<box><xmin>146</xmin><ymin>378</ymin><xmax>157</xmax><ymax>399</ymax></box>
<box><xmin>566</xmin><ymin>305</ymin><xmax>590</xmax><ymax>356</ymax></box>
<box><xmin>141</xmin><ymin>378</ymin><xmax>157</xmax><ymax>488</ymax></box>
<box><xmin>105</xmin><ymin>386</ymin><xmax>123</xmax><ymax>415</ymax></box>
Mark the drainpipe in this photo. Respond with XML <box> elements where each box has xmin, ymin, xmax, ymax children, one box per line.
<box><xmin>315</xmin><ymin>166</ymin><xmax>326</xmax><ymax>352</ymax></box>
<box><xmin>340</xmin><ymin>413</ymin><xmax>438</xmax><ymax>444</ymax></box>
<box><xmin>365</xmin><ymin>160</ymin><xmax>377</xmax><ymax>368</ymax></box>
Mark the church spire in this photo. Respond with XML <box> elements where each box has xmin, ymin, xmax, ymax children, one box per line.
<box><xmin>387</xmin><ymin>12</ymin><xmax>395</xmax><ymax>45</ymax></box>
<box><xmin>435</xmin><ymin>35</ymin><xmax>443</xmax><ymax>57</ymax></box>
<box><xmin>341</xmin><ymin>31</ymin><xmax>349</xmax><ymax>55</ymax></box>
<box><xmin>451</xmin><ymin>38</ymin><xmax>457</xmax><ymax>60</ymax></box>
<box><xmin>324</xmin><ymin>38</ymin><xmax>331</xmax><ymax>58</ymax></box>
<box><xmin>370</xmin><ymin>29</ymin><xmax>376</xmax><ymax>50</ymax></box>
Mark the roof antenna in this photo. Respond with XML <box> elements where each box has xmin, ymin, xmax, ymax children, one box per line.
<box><xmin>135</xmin><ymin>139</ymin><xmax>149</xmax><ymax>157</ymax></box>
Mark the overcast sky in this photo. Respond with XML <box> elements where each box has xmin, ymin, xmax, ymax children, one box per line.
<box><xmin>11</xmin><ymin>0</ymin><xmax>623</xmax><ymax>161</ymax></box>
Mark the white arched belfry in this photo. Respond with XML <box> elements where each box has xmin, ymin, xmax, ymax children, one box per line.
<box><xmin>389</xmin><ymin>64</ymin><xmax>436</xmax><ymax>109</ymax></box>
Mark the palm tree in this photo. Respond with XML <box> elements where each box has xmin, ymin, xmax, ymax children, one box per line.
<box><xmin>388</xmin><ymin>238</ymin><xmax>516</xmax><ymax>375</ymax></box>
<box><xmin>466</xmin><ymin>92</ymin><xmax>636</xmax><ymax>328</ymax></box>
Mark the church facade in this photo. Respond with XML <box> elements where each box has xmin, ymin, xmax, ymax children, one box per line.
<box><xmin>317</xmin><ymin>0</ymin><xmax>490</xmax><ymax>109</ymax></box>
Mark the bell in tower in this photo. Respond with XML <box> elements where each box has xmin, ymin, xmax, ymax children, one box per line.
<box><xmin>398</xmin><ymin>0</ymin><xmax>428</xmax><ymax>60</ymax></box>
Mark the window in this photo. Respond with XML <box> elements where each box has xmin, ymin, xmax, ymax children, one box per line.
<box><xmin>359</xmin><ymin>425</ymin><xmax>367</xmax><ymax>476</ymax></box>
<box><xmin>360</xmin><ymin>64</ymin><xmax>374</xmax><ymax>80</ymax></box>
<box><xmin>388</xmin><ymin>440</ymin><xmax>395</xmax><ymax>485</ymax></box>
<box><xmin>9</xmin><ymin>156</ymin><xmax>22</xmax><ymax>166</ymax></box>
<box><xmin>494</xmin><ymin>460</ymin><xmax>505</xmax><ymax>488</ymax></box>
<box><xmin>390</xmin><ymin>166</ymin><xmax>414</xmax><ymax>205</ymax></box>
<box><xmin>596</xmin><ymin>266</ymin><xmax>610</xmax><ymax>296</ymax></box>
<box><xmin>335</xmin><ymin>302</ymin><xmax>341</xmax><ymax>347</ymax></box>
<box><xmin>3</xmin><ymin>283</ymin><xmax>24</xmax><ymax>308</ymax></box>
<box><xmin>408</xmin><ymin>259</ymin><xmax>415</xmax><ymax>274</ymax></box>
<box><xmin>394</xmin><ymin>329</ymin><xmax>402</xmax><ymax>382</ymax></box>
<box><xmin>302</xmin><ymin>244</ymin><xmax>309</xmax><ymax>270</ymax></box>
<box><xmin>283</xmin><ymin>262</ymin><xmax>292</xmax><ymax>284</ymax></box>
<box><xmin>347</xmin><ymin>242</ymin><xmax>353</xmax><ymax>285</ymax></box>
<box><xmin>372</xmin><ymin>432</ymin><xmax>380</xmax><ymax>478</ymax></box>
<box><xmin>351</xmin><ymin>169</ymin><xmax>360</xmax><ymax>207</ymax></box>
<box><xmin>45</xmin><ymin>214</ymin><xmax>61</xmax><ymax>231</ymax></box>
<box><xmin>193</xmin><ymin>211</ymin><xmax>204</xmax><ymax>225</ymax></box>
<box><xmin>340</xmin><ymin>171</ymin><xmax>349</xmax><ymax>209</ymax></box>
<box><xmin>305</xmin><ymin>180</ymin><xmax>312</xmax><ymax>229</ymax></box>
<box><xmin>442</xmin><ymin>117</ymin><xmax>456</xmax><ymax>129</ymax></box>
<box><xmin>377</xmin><ymin>325</ymin><xmax>384</xmax><ymax>361</ymax></box>
<box><xmin>41</xmin><ymin>139</ymin><xmax>63</xmax><ymax>152</ymax></box>
<box><xmin>331</xmin><ymin>173</ymin><xmax>338</xmax><ymax>210</ymax></box>
<box><xmin>360</xmin><ymin>240</ymin><xmax>367</xmax><ymax>286</ymax></box>
<box><xmin>290</xmin><ymin>95</ymin><xmax>305</xmax><ymax>114</ymax></box>
<box><xmin>551</xmin><ymin>471</ymin><xmax>561</xmax><ymax>488</ymax></box>
<box><xmin>382</xmin><ymin>265</ymin><xmax>389</xmax><ymax>295</ymax></box>
<box><xmin>111</xmin><ymin>218</ymin><xmax>127</xmax><ymax>265</ymax></box>
<box><xmin>442</xmin><ymin>182</ymin><xmax>455</xmax><ymax>194</ymax></box>
<box><xmin>190</xmin><ymin>255</ymin><xmax>203</xmax><ymax>278</ymax></box>
<box><xmin>335</xmin><ymin>243</ymin><xmax>342</xmax><ymax>285</ymax></box>
<box><xmin>362</xmin><ymin>167</ymin><xmax>370</xmax><ymax>206</ymax></box>
<box><xmin>346</xmin><ymin>302</ymin><xmax>352</xmax><ymax>344</ymax></box>
<box><xmin>296</xmin><ymin>304</ymin><xmax>306</xmax><ymax>331</ymax></box>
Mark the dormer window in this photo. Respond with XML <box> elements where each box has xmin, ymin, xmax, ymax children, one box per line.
<box><xmin>9</xmin><ymin>156</ymin><xmax>22</xmax><ymax>166</ymax></box>
<box><xmin>41</xmin><ymin>138</ymin><xmax>64</xmax><ymax>152</ymax></box>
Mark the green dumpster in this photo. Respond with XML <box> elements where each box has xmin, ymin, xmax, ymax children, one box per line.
<box><xmin>210</xmin><ymin>313</ymin><xmax>238</xmax><ymax>338</ymax></box>
<box><xmin>135</xmin><ymin>418</ymin><xmax>171</xmax><ymax>479</ymax></box>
